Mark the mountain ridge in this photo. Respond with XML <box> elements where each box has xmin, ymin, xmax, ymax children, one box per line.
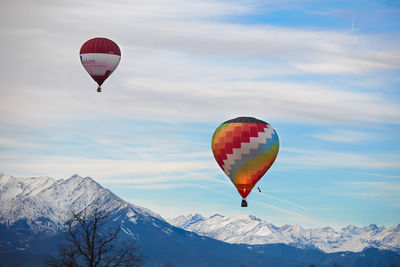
<box><xmin>168</xmin><ymin>213</ymin><xmax>400</xmax><ymax>253</ymax></box>
<box><xmin>0</xmin><ymin>172</ymin><xmax>161</xmax><ymax>229</ymax></box>
<box><xmin>1</xmin><ymin>172</ymin><xmax>399</xmax><ymax>267</ymax></box>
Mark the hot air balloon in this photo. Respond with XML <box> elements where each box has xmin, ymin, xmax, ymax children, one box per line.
<box><xmin>80</xmin><ymin>37</ymin><xmax>121</xmax><ymax>92</ymax></box>
<box><xmin>211</xmin><ymin>117</ymin><xmax>279</xmax><ymax>207</ymax></box>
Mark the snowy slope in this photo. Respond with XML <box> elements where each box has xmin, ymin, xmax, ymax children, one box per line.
<box><xmin>169</xmin><ymin>214</ymin><xmax>400</xmax><ymax>253</ymax></box>
<box><xmin>1</xmin><ymin>172</ymin><xmax>400</xmax><ymax>267</ymax></box>
<box><xmin>0</xmin><ymin>172</ymin><xmax>160</xmax><ymax>233</ymax></box>
<box><xmin>1</xmin><ymin>172</ymin><xmax>244</xmax><ymax>265</ymax></box>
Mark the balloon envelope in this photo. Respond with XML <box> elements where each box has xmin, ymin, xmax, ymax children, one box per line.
<box><xmin>211</xmin><ymin>117</ymin><xmax>279</xmax><ymax>199</ymax></box>
<box><xmin>80</xmin><ymin>37</ymin><xmax>121</xmax><ymax>89</ymax></box>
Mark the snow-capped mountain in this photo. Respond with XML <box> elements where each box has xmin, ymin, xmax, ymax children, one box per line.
<box><xmin>169</xmin><ymin>213</ymin><xmax>400</xmax><ymax>253</ymax></box>
<box><xmin>1</xmin><ymin>172</ymin><xmax>400</xmax><ymax>267</ymax></box>
<box><xmin>0</xmin><ymin>172</ymin><xmax>246</xmax><ymax>266</ymax></box>
<box><xmin>0</xmin><ymin>173</ymin><xmax>160</xmax><ymax>228</ymax></box>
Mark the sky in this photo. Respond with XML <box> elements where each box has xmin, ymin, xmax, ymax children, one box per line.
<box><xmin>1</xmin><ymin>0</ymin><xmax>400</xmax><ymax>229</ymax></box>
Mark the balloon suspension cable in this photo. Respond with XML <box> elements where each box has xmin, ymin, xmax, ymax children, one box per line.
<box><xmin>97</xmin><ymin>86</ymin><xmax>102</xmax><ymax>93</ymax></box>
<box><xmin>241</xmin><ymin>198</ymin><xmax>248</xmax><ymax>207</ymax></box>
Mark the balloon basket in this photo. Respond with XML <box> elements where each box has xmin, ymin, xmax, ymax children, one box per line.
<box><xmin>241</xmin><ymin>199</ymin><xmax>247</xmax><ymax>207</ymax></box>
<box><xmin>97</xmin><ymin>86</ymin><xmax>102</xmax><ymax>92</ymax></box>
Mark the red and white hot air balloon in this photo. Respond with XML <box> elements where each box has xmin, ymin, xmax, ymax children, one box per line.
<box><xmin>80</xmin><ymin>37</ymin><xmax>121</xmax><ymax>92</ymax></box>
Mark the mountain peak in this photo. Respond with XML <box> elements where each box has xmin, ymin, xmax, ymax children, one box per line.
<box><xmin>63</xmin><ymin>174</ymin><xmax>104</xmax><ymax>192</ymax></box>
<box><xmin>210</xmin><ymin>214</ymin><xmax>224</xmax><ymax>219</ymax></box>
<box><xmin>169</xmin><ymin>214</ymin><xmax>400</xmax><ymax>254</ymax></box>
<box><xmin>67</xmin><ymin>173</ymin><xmax>83</xmax><ymax>181</ymax></box>
<box><xmin>368</xmin><ymin>224</ymin><xmax>378</xmax><ymax>229</ymax></box>
<box><xmin>248</xmin><ymin>215</ymin><xmax>261</xmax><ymax>221</ymax></box>
<box><xmin>0</xmin><ymin>173</ymin><xmax>162</xmax><ymax>230</ymax></box>
<box><xmin>0</xmin><ymin>172</ymin><xmax>10</xmax><ymax>183</ymax></box>
<box><xmin>191</xmin><ymin>213</ymin><xmax>204</xmax><ymax>218</ymax></box>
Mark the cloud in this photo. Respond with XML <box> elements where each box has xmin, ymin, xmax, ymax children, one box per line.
<box><xmin>0</xmin><ymin>136</ymin><xmax>41</xmax><ymax>150</ymax></box>
<box><xmin>2</xmin><ymin>0</ymin><xmax>400</xmax><ymax>78</ymax></box>
<box><xmin>280</xmin><ymin>148</ymin><xmax>400</xmax><ymax>169</ymax></box>
<box><xmin>1</xmin><ymin>0</ymin><xmax>399</xmax><ymax>129</ymax></box>
<box><xmin>251</xmin><ymin>199</ymin><xmax>323</xmax><ymax>227</ymax></box>
<box><xmin>259</xmin><ymin>192</ymin><xmax>310</xmax><ymax>211</ymax></box>
<box><xmin>121</xmin><ymin>183</ymin><xmax>197</xmax><ymax>190</ymax></box>
<box><xmin>350</xmin><ymin>181</ymin><xmax>400</xmax><ymax>192</ymax></box>
<box><xmin>342</xmin><ymin>181</ymin><xmax>400</xmax><ymax>202</ymax></box>
<box><xmin>363</xmin><ymin>172</ymin><xmax>400</xmax><ymax>179</ymax></box>
<box><xmin>311</xmin><ymin>129</ymin><xmax>372</xmax><ymax>143</ymax></box>
<box><xmin>0</xmin><ymin>153</ymin><xmax>216</xmax><ymax>180</ymax></box>
<box><xmin>351</xmin><ymin>192</ymin><xmax>384</xmax><ymax>200</ymax></box>
<box><xmin>97</xmin><ymin>172</ymin><xmax>225</xmax><ymax>186</ymax></box>
<box><xmin>2</xmin><ymin>77</ymin><xmax>399</xmax><ymax>129</ymax></box>
<box><xmin>0</xmin><ymin>0</ymin><xmax>399</xmax><ymax>229</ymax></box>
<box><xmin>118</xmin><ymin>21</ymin><xmax>400</xmax><ymax>74</ymax></box>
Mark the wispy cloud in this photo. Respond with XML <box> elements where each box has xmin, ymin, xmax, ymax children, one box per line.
<box><xmin>119</xmin><ymin>21</ymin><xmax>400</xmax><ymax>73</ymax></box>
<box><xmin>280</xmin><ymin>148</ymin><xmax>400</xmax><ymax>169</ymax></box>
<box><xmin>0</xmin><ymin>0</ymin><xmax>399</xmax><ymax>228</ymax></box>
<box><xmin>1</xmin><ymin>1</ymin><xmax>399</xmax><ymax>128</ymax></box>
<box><xmin>121</xmin><ymin>183</ymin><xmax>204</xmax><ymax>190</ymax></box>
<box><xmin>252</xmin><ymin>199</ymin><xmax>323</xmax><ymax>227</ymax></box>
<box><xmin>351</xmin><ymin>192</ymin><xmax>384</xmax><ymax>200</ymax></box>
<box><xmin>350</xmin><ymin>181</ymin><xmax>400</xmax><ymax>192</ymax></box>
<box><xmin>2</xmin><ymin>77</ymin><xmax>399</xmax><ymax>129</ymax></box>
<box><xmin>342</xmin><ymin>180</ymin><xmax>400</xmax><ymax>202</ymax></box>
<box><xmin>363</xmin><ymin>172</ymin><xmax>400</xmax><ymax>179</ymax></box>
<box><xmin>311</xmin><ymin>129</ymin><xmax>372</xmax><ymax>143</ymax></box>
<box><xmin>259</xmin><ymin>192</ymin><xmax>310</xmax><ymax>211</ymax></box>
<box><xmin>0</xmin><ymin>154</ymin><xmax>216</xmax><ymax>180</ymax></box>
<box><xmin>97</xmin><ymin>172</ymin><xmax>225</xmax><ymax>186</ymax></box>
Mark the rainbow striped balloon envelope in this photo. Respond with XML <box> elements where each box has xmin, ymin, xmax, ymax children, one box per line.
<box><xmin>211</xmin><ymin>117</ymin><xmax>279</xmax><ymax>207</ymax></box>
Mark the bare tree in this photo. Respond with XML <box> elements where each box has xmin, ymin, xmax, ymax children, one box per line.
<box><xmin>46</xmin><ymin>245</ymin><xmax>78</xmax><ymax>267</ymax></box>
<box><xmin>47</xmin><ymin>207</ymin><xmax>145</xmax><ymax>267</ymax></box>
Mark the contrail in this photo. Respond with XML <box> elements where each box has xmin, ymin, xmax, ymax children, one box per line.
<box><xmin>258</xmin><ymin>192</ymin><xmax>310</xmax><ymax>211</ymax></box>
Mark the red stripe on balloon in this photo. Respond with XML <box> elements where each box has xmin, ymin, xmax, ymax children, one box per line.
<box><xmin>80</xmin><ymin>37</ymin><xmax>121</xmax><ymax>56</ymax></box>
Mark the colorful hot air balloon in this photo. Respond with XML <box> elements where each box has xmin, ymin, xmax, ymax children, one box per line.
<box><xmin>211</xmin><ymin>117</ymin><xmax>279</xmax><ymax>207</ymax></box>
<box><xmin>80</xmin><ymin>37</ymin><xmax>121</xmax><ymax>92</ymax></box>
